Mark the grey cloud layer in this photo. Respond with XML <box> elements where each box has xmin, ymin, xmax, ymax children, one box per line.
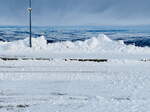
<box><xmin>0</xmin><ymin>0</ymin><xmax>149</xmax><ymax>25</ymax></box>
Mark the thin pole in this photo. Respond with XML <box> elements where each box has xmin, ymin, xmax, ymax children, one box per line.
<box><xmin>28</xmin><ymin>0</ymin><xmax>32</xmax><ymax>47</ymax></box>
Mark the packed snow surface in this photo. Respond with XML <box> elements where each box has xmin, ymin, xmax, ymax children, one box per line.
<box><xmin>0</xmin><ymin>59</ymin><xmax>150</xmax><ymax>112</ymax></box>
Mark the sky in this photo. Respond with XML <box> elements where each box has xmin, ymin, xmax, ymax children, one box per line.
<box><xmin>0</xmin><ymin>0</ymin><xmax>150</xmax><ymax>26</ymax></box>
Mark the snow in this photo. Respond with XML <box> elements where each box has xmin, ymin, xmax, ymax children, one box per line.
<box><xmin>0</xmin><ymin>34</ymin><xmax>150</xmax><ymax>60</ymax></box>
<box><xmin>0</xmin><ymin>59</ymin><xmax>150</xmax><ymax>112</ymax></box>
<box><xmin>0</xmin><ymin>34</ymin><xmax>150</xmax><ymax>112</ymax></box>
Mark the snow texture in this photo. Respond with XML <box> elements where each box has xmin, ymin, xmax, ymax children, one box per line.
<box><xmin>0</xmin><ymin>34</ymin><xmax>150</xmax><ymax>60</ymax></box>
<box><xmin>0</xmin><ymin>34</ymin><xmax>150</xmax><ymax>112</ymax></box>
<box><xmin>0</xmin><ymin>60</ymin><xmax>150</xmax><ymax>112</ymax></box>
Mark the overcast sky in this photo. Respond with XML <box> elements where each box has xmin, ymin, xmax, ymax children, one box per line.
<box><xmin>0</xmin><ymin>0</ymin><xmax>150</xmax><ymax>26</ymax></box>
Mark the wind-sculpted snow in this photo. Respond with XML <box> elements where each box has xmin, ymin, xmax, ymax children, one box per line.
<box><xmin>0</xmin><ymin>60</ymin><xmax>150</xmax><ymax>112</ymax></box>
<box><xmin>0</xmin><ymin>34</ymin><xmax>150</xmax><ymax>59</ymax></box>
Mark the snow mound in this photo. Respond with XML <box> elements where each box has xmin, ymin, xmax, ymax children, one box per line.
<box><xmin>48</xmin><ymin>34</ymin><xmax>149</xmax><ymax>53</ymax></box>
<box><xmin>0</xmin><ymin>36</ymin><xmax>47</xmax><ymax>51</ymax></box>
<box><xmin>0</xmin><ymin>34</ymin><xmax>150</xmax><ymax>58</ymax></box>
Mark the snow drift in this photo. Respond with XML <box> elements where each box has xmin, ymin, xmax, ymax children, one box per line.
<box><xmin>0</xmin><ymin>34</ymin><xmax>150</xmax><ymax>59</ymax></box>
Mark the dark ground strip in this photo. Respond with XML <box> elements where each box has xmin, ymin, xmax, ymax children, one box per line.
<box><xmin>67</xmin><ymin>59</ymin><xmax>108</xmax><ymax>62</ymax></box>
<box><xmin>0</xmin><ymin>57</ymin><xmax>108</xmax><ymax>62</ymax></box>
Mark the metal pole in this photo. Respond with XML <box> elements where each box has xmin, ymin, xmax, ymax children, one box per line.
<box><xmin>28</xmin><ymin>0</ymin><xmax>32</xmax><ymax>47</ymax></box>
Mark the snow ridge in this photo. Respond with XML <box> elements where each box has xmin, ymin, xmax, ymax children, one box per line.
<box><xmin>0</xmin><ymin>34</ymin><xmax>150</xmax><ymax>58</ymax></box>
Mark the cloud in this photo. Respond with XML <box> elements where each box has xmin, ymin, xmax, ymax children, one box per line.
<box><xmin>0</xmin><ymin>0</ymin><xmax>150</xmax><ymax>25</ymax></box>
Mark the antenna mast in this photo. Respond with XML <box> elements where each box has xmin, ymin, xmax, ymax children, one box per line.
<box><xmin>28</xmin><ymin>0</ymin><xmax>32</xmax><ymax>47</ymax></box>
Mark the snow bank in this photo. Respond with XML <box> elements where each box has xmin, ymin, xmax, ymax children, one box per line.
<box><xmin>0</xmin><ymin>34</ymin><xmax>150</xmax><ymax>58</ymax></box>
<box><xmin>0</xmin><ymin>36</ymin><xmax>47</xmax><ymax>51</ymax></box>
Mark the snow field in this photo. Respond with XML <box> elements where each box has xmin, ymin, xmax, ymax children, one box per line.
<box><xmin>0</xmin><ymin>59</ymin><xmax>150</xmax><ymax>112</ymax></box>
